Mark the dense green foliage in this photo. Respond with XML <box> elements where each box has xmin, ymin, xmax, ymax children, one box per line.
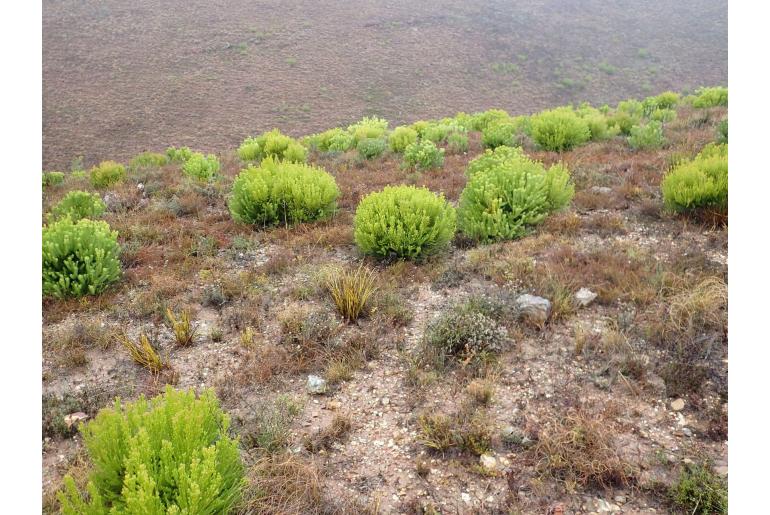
<box><xmin>447</xmin><ymin>131</ymin><xmax>469</xmax><ymax>153</ymax></box>
<box><xmin>643</xmin><ymin>91</ymin><xmax>680</xmax><ymax>114</ymax></box>
<box><xmin>238</xmin><ymin>129</ymin><xmax>307</xmax><ymax>163</ymax></box>
<box><xmin>130</xmin><ymin>151</ymin><xmax>168</xmax><ymax>169</ymax></box>
<box><xmin>458</xmin><ymin>151</ymin><xmax>574</xmax><ymax>242</ymax></box>
<box><xmin>403</xmin><ymin>140</ymin><xmax>444</xmax><ymax>170</ymax></box>
<box><xmin>90</xmin><ymin>161</ymin><xmax>126</xmax><ymax>189</ymax></box>
<box><xmin>42</xmin><ymin>218</ymin><xmax>121</xmax><ymax>298</ymax></box>
<box><xmin>608</xmin><ymin>99</ymin><xmax>644</xmax><ymax>135</ymax></box>
<box><xmin>357</xmin><ymin>137</ymin><xmax>387</xmax><ymax>160</ymax></box>
<box><xmin>717</xmin><ymin>118</ymin><xmax>728</xmax><ymax>144</ymax></box>
<box><xmin>661</xmin><ymin>143</ymin><xmax>727</xmax><ymax>215</ymax></box>
<box><xmin>348</xmin><ymin>116</ymin><xmax>389</xmax><ymax>144</ymax></box>
<box><xmin>58</xmin><ymin>387</ymin><xmax>244</xmax><ymax>514</ymax></box>
<box><xmin>420</xmin><ymin>122</ymin><xmax>464</xmax><ymax>144</ymax></box>
<box><xmin>48</xmin><ymin>190</ymin><xmax>106</xmax><ymax>222</ymax></box>
<box><xmin>692</xmin><ymin>86</ymin><xmax>728</xmax><ymax>108</ymax></box>
<box><xmin>310</xmin><ymin>128</ymin><xmax>355</xmax><ymax>152</ymax></box>
<box><xmin>628</xmin><ymin>121</ymin><xmax>666</xmax><ymax>150</ymax></box>
<box><xmin>467</xmin><ymin>109</ymin><xmax>510</xmax><ymax>131</ymax></box>
<box><xmin>43</xmin><ymin>171</ymin><xmax>65</xmax><ymax>188</ymax></box>
<box><xmin>482</xmin><ymin>118</ymin><xmax>520</xmax><ymax>148</ymax></box>
<box><xmin>576</xmin><ymin>104</ymin><xmax>614</xmax><ymax>140</ymax></box>
<box><xmin>388</xmin><ymin>126</ymin><xmax>418</xmax><ymax>153</ymax></box>
<box><xmin>182</xmin><ymin>152</ymin><xmax>221</xmax><ymax>182</ymax></box>
<box><xmin>354</xmin><ymin>185</ymin><xmax>456</xmax><ymax>260</ymax></box>
<box><xmin>669</xmin><ymin>463</ymin><xmax>727</xmax><ymax>514</ymax></box>
<box><xmin>229</xmin><ymin>157</ymin><xmax>339</xmax><ymax>226</ymax></box>
<box><xmin>166</xmin><ymin>146</ymin><xmax>194</xmax><ymax>163</ymax></box>
<box><xmin>530</xmin><ymin>107</ymin><xmax>590</xmax><ymax>151</ymax></box>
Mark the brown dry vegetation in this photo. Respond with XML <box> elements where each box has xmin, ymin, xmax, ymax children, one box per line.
<box><xmin>42</xmin><ymin>101</ymin><xmax>727</xmax><ymax>513</ymax></box>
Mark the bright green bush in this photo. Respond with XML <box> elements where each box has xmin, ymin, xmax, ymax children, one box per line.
<box><xmin>48</xmin><ymin>191</ymin><xmax>106</xmax><ymax>222</ymax></box>
<box><xmin>661</xmin><ymin>143</ymin><xmax>727</xmax><ymax>215</ymax></box>
<box><xmin>468</xmin><ymin>109</ymin><xmax>510</xmax><ymax>131</ymax></box>
<box><xmin>357</xmin><ymin>137</ymin><xmax>387</xmax><ymax>160</ymax></box>
<box><xmin>482</xmin><ymin>120</ymin><xmax>518</xmax><ymax>148</ymax></box>
<box><xmin>89</xmin><ymin>161</ymin><xmax>126</xmax><ymax>189</ymax></box>
<box><xmin>57</xmin><ymin>386</ymin><xmax>244</xmax><ymax>514</ymax></box>
<box><xmin>229</xmin><ymin>157</ymin><xmax>339</xmax><ymax>227</ymax></box>
<box><xmin>388</xmin><ymin>126</ymin><xmax>418</xmax><ymax>153</ymax></box>
<box><xmin>166</xmin><ymin>146</ymin><xmax>194</xmax><ymax>163</ymax></box>
<box><xmin>42</xmin><ymin>218</ymin><xmax>121</xmax><ymax>298</ymax></box>
<box><xmin>130</xmin><ymin>151</ymin><xmax>168</xmax><ymax>169</ymax></box>
<box><xmin>42</xmin><ymin>171</ymin><xmax>65</xmax><ymax>188</ymax></box>
<box><xmin>238</xmin><ymin>129</ymin><xmax>307</xmax><ymax>163</ymax></box>
<box><xmin>447</xmin><ymin>131</ymin><xmax>469</xmax><ymax>153</ymax></box>
<box><xmin>628</xmin><ymin>121</ymin><xmax>666</xmax><ymax>150</ymax></box>
<box><xmin>403</xmin><ymin>140</ymin><xmax>445</xmax><ymax>170</ymax></box>
<box><xmin>530</xmin><ymin>107</ymin><xmax>590</xmax><ymax>151</ymax></box>
<box><xmin>608</xmin><ymin>99</ymin><xmax>644</xmax><ymax>135</ymax></box>
<box><xmin>183</xmin><ymin>152</ymin><xmax>221</xmax><ymax>182</ymax></box>
<box><xmin>421</xmin><ymin>123</ymin><xmax>464</xmax><ymax>144</ymax></box>
<box><xmin>458</xmin><ymin>153</ymin><xmax>574</xmax><ymax>242</ymax></box>
<box><xmin>692</xmin><ymin>86</ymin><xmax>728</xmax><ymax>108</ymax></box>
<box><xmin>643</xmin><ymin>91</ymin><xmax>680</xmax><ymax>114</ymax></box>
<box><xmin>354</xmin><ymin>185</ymin><xmax>456</xmax><ymax>260</ymax></box>
<box><xmin>348</xmin><ymin>116</ymin><xmax>389</xmax><ymax>144</ymax></box>
<box><xmin>307</xmin><ymin>128</ymin><xmax>355</xmax><ymax>152</ymax></box>
<box><xmin>577</xmin><ymin>105</ymin><xmax>613</xmax><ymax>140</ymax></box>
<box><xmin>669</xmin><ymin>462</ymin><xmax>727</xmax><ymax>514</ymax></box>
<box><xmin>717</xmin><ymin>119</ymin><xmax>728</xmax><ymax>144</ymax></box>
<box><xmin>466</xmin><ymin>146</ymin><xmax>528</xmax><ymax>179</ymax></box>
<box><xmin>649</xmin><ymin>108</ymin><xmax>677</xmax><ymax>123</ymax></box>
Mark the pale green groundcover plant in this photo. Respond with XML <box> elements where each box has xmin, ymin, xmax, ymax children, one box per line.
<box><xmin>403</xmin><ymin>139</ymin><xmax>444</xmax><ymax>170</ymax></box>
<box><xmin>47</xmin><ymin>190</ymin><xmax>106</xmax><ymax>222</ymax></box>
<box><xmin>388</xmin><ymin>126</ymin><xmax>418</xmax><ymax>153</ymax></box>
<box><xmin>58</xmin><ymin>386</ymin><xmax>244</xmax><ymax>514</ymax></box>
<box><xmin>42</xmin><ymin>218</ymin><xmax>121</xmax><ymax>298</ymax></box>
<box><xmin>182</xmin><ymin>152</ymin><xmax>221</xmax><ymax>182</ymax></box>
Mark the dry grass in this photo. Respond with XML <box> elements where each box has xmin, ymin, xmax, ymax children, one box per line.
<box><xmin>666</xmin><ymin>276</ymin><xmax>727</xmax><ymax>337</ymax></box>
<box><xmin>165</xmin><ymin>307</ymin><xmax>197</xmax><ymax>347</ymax></box>
<box><xmin>303</xmin><ymin>414</ymin><xmax>352</xmax><ymax>452</ymax></box>
<box><xmin>324</xmin><ymin>264</ymin><xmax>378</xmax><ymax>322</ymax></box>
<box><xmin>118</xmin><ymin>332</ymin><xmax>168</xmax><ymax>373</ymax></box>
<box><xmin>239</xmin><ymin>453</ymin><xmax>322</xmax><ymax>515</ymax></box>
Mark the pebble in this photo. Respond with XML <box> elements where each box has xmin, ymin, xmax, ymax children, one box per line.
<box><xmin>670</xmin><ymin>398</ymin><xmax>685</xmax><ymax>411</ymax></box>
<box><xmin>575</xmin><ymin>287</ymin><xmax>598</xmax><ymax>307</ymax></box>
<box><xmin>306</xmin><ymin>375</ymin><xmax>327</xmax><ymax>394</ymax></box>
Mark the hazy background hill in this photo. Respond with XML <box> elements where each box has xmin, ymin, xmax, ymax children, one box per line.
<box><xmin>42</xmin><ymin>0</ymin><xmax>727</xmax><ymax>169</ymax></box>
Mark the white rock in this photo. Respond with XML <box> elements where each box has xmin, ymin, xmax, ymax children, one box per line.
<box><xmin>575</xmin><ymin>288</ymin><xmax>598</xmax><ymax>307</ymax></box>
<box><xmin>670</xmin><ymin>398</ymin><xmax>685</xmax><ymax>411</ymax></box>
<box><xmin>306</xmin><ymin>375</ymin><xmax>328</xmax><ymax>394</ymax></box>
<box><xmin>461</xmin><ymin>492</ymin><xmax>472</xmax><ymax>504</ymax></box>
<box><xmin>515</xmin><ymin>294</ymin><xmax>551</xmax><ymax>326</ymax></box>
<box><xmin>479</xmin><ymin>453</ymin><xmax>497</xmax><ymax>471</ymax></box>
<box><xmin>64</xmin><ymin>412</ymin><xmax>88</xmax><ymax>429</ymax></box>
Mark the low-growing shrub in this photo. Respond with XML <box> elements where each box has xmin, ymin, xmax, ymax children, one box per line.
<box><xmin>466</xmin><ymin>145</ymin><xmax>528</xmax><ymax>178</ymax></box>
<box><xmin>47</xmin><ymin>190</ymin><xmax>106</xmax><ymax>222</ymax></box>
<box><xmin>422</xmin><ymin>306</ymin><xmax>507</xmax><ymax>369</ymax></box>
<box><xmin>628</xmin><ymin>121</ymin><xmax>666</xmax><ymax>150</ymax></box>
<box><xmin>608</xmin><ymin>99</ymin><xmax>644</xmax><ymax>135</ymax></box>
<box><xmin>669</xmin><ymin>462</ymin><xmax>727</xmax><ymax>514</ymax></box>
<box><xmin>643</xmin><ymin>91</ymin><xmax>680</xmax><ymax>113</ymax></box>
<box><xmin>166</xmin><ymin>308</ymin><xmax>197</xmax><ymax>347</ymax></box>
<box><xmin>482</xmin><ymin>119</ymin><xmax>518</xmax><ymax>148</ymax></box>
<box><xmin>238</xmin><ymin>129</ymin><xmax>307</xmax><ymax>163</ymax></box>
<box><xmin>42</xmin><ymin>171</ymin><xmax>65</xmax><ymax>188</ymax></box>
<box><xmin>42</xmin><ymin>218</ymin><xmax>121</xmax><ymax>298</ymax></box>
<box><xmin>316</xmin><ymin>128</ymin><xmax>354</xmax><ymax>152</ymax></box>
<box><xmin>649</xmin><ymin>108</ymin><xmax>677</xmax><ymax>123</ymax></box>
<box><xmin>717</xmin><ymin>118</ymin><xmax>728</xmax><ymax>144</ymax></box>
<box><xmin>530</xmin><ymin>107</ymin><xmax>590</xmax><ymax>151</ymax></box>
<box><xmin>692</xmin><ymin>86</ymin><xmax>728</xmax><ymax>108</ymax></box>
<box><xmin>357</xmin><ymin>137</ymin><xmax>387</xmax><ymax>160</ymax></box>
<box><xmin>388</xmin><ymin>126</ymin><xmax>418</xmax><ymax>153</ymax></box>
<box><xmin>166</xmin><ymin>146</ymin><xmax>194</xmax><ymax>163</ymax></box>
<box><xmin>403</xmin><ymin>140</ymin><xmax>444</xmax><ymax>170</ymax></box>
<box><xmin>348</xmin><ymin>116</ymin><xmax>389</xmax><ymax>144</ymax></box>
<box><xmin>354</xmin><ymin>185</ymin><xmax>456</xmax><ymax>260</ymax></box>
<box><xmin>130</xmin><ymin>151</ymin><xmax>168</xmax><ymax>169</ymax></box>
<box><xmin>447</xmin><ymin>131</ymin><xmax>469</xmax><ymax>153</ymax></box>
<box><xmin>229</xmin><ymin>157</ymin><xmax>339</xmax><ymax>227</ymax></box>
<box><xmin>662</xmin><ymin>143</ymin><xmax>727</xmax><ymax>216</ymax></box>
<box><xmin>57</xmin><ymin>387</ymin><xmax>244</xmax><ymax>514</ymax></box>
<box><xmin>182</xmin><ymin>152</ymin><xmax>221</xmax><ymax>182</ymax></box>
<box><xmin>468</xmin><ymin>108</ymin><xmax>510</xmax><ymax>131</ymax></box>
<box><xmin>458</xmin><ymin>152</ymin><xmax>574</xmax><ymax>242</ymax></box>
<box><xmin>324</xmin><ymin>265</ymin><xmax>378</xmax><ymax>322</ymax></box>
<box><xmin>89</xmin><ymin>160</ymin><xmax>126</xmax><ymax>188</ymax></box>
<box><xmin>421</xmin><ymin>122</ymin><xmax>463</xmax><ymax>143</ymax></box>
<box><xmin>118</xmin><ymin>332</ymin><xmax>168</xmax><ymax>373</ymax></box>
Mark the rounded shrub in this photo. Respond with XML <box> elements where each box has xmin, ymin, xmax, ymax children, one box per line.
<box><xmin>628</xmin><ymin>121</ymin><xmax>666</xmax><ymax>150</ymax></box>
<box><xmin>421</xmin><ymin>122</ymin><xmax>463</xmax><ymax>143</ymax></box>
<box><xmin>447</xmin><ymin>131</ymin><xmax>469</xmax><ymax>154</ymax></box>
<box><xmin>643</xmin><ymin>91</ymin><xmax>680</xmax><ymax>113</ymax></box>
<box><xmin>183</xmin><ymin>152</ymin><xmax>221</xmax><ymax>182</ymax></box>
<box><xmin>389</xmin><ymin>126</ymin><xmax>418</xmax><ymax>153</ymax></box>
<box><xmin>130</xmin><ymin>151</ymin><xmax>168</xmax><ymax>169</ymax></box>
<box><xmin>348</xmin><ymin>116</ymin><xmax>389</xmax><ymax>144</ymax></box>
<box><xmin>42</xmin><ymin>218</ymin><xmax>121</xmax><ymax>298</ymax></box>
<box><xmin>238</xmin><ymin>129</ymin><xmax>307</xmax><ymax>163</ymax></box>
<box><xmin>530</xmin><ymin>107</ymin><xmax>590</xmax><ymax>151</ymax></box>
<box><xmin>466</xmin><ymin>145</ymin><xmax>528</xmax><ymax>179</ymax></box>
<box><xmin>48</xmin><ymin>190</ymin><xmax>106</xmax><ymax>222</ymax></box>
<box><xmin>482</xmin><ymin>120</ymin><xmax>518</xmax><ymax>149</ymax></box>
<box><xmin>423</xmin><ymin>305</ymin><xmax>508</xmax><ymax>368</ymax></box>
<box><xmin>458</xmin><ymin>153</ymin><xmax>574</xmax><ymax>242</ymax></box>
<box><xmin>166</xmin><ymin>146</ymin><xmax>194</xmax><ymax>163</ymax></box>
<box><xmin>576</xmin><ymin>105</ymin><xmax>613</xmax><ymax>140</ymax></box>
<box><xmin>42</xmin><ymin>171</ymin><xmax>65</xmax><ymax>188</ymax></box>
<box><xmin>403</xmin><ymin>140</ymin><xmax>445</xmax><ymax>170</ymax></box>
<box><xmin>357</xmin><ymin>137</ymin><xmax>387</xmax><ymax>160</ymax></box>
<box><xmin>90</xmin><ymin>160</ymin><xmax>126</xmax><ymax>188</ymax></box>
<box><xmin>354</xmin><ymin>185</ymin><xmax>456</xmax><ymax>260</ymax></box>
<box><xmin>662</xmin><ymin>143</ymin><xmax>727</xmax><ymax>215</ymax></box>
<box><xmin>692</xmin><ymin>86</ymin><xmax>728</xmax><ymax>108</ymax></box>
<box><xmin>308</xmin><ymin>128</ymin><xmax>354</xmax><ymax>153</ymax></box>
<box><xmin>229</xmin><ymin>157</ymin><xmax>339</xmax><ymax>227</ymax></box>
<box><xmin>57</xmin><ymin>386</ymin><xmax>244</xmax><ymax>514</ymax></box>
<box><xmin>469</xmin><ymin>109</ymin><xmax>510</xmax><ymax>131</ymax></box>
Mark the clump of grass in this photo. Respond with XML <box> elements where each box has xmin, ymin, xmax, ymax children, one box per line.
<box><xmin>669</xmin><ymin>462</ymin><xmax>727</xmax><ymax>514</ymax></box>
<box><xmin>417</xmin><ymin>412</ymin><xmax>456</xmax><ymax>452</ymax></box>
<box><xmin>166</xmin><ymin>308</ymin><xmax>197</xmax><ymax>347</ymax></box>
<box><xmin>303</xmin><ymin>414</ymin><xmax>352</xmax><ymax>452</ymax></box>
<box><xmin>466</xmin><ymin>379</ymin><xmax>494</xmax><ymax>405</ymax></box>
<box><xmin>240</xmin><ymin>454</ymin><xmax>321</xmax><ymax>515</ymax></box>
<box><xmin>666</xmin><ymin>276</ymin><xmax>727</xmax><ymax>337</ymax></box>
<box><xmin>241</xmin><ymin>395</ymin><xmax>303</xmax><ymax>452</ymax></box>
<box><xmin>324</xmin><ymin>265</ymin><xmax>378</xmax><ymax>322</ymax></box>
<box><xmin>118</xmin><ymin>332</ymin><xmax>168</xmax><ymax>373</ymax></box>
<box><xmin>417</xmin><ymin>407</ymin><xmax>493</xmax><ymax>456</ymax></box>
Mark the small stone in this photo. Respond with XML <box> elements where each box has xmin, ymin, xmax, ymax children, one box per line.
<box><xmin>306</xmin><ymin>375</ymin><xmax>327</xmax><ymax>394</ymax></box>
<box><xmin>461</xmin><ymin>492</ymin><xmax>472</xmax><ymax>504</ymax></box>
<box><xmin>381</xmin><ymin>398</ymin><xmax>390</xmax><ymax>406</ymax></box>
<box><xmin>479</xmin><ymin>453</ymin><xmax>497</xmax><ymax>471</ymax></box>
<box><xmin>614</xmin><ymin>495</ymin><xmax>626</xmax><ymax>504</ymax></box>
<box><xmin>670</xmin><ymin>398</ymin><xmax>685</xmax><ymax>411</ymax></box>
<box><xmin>591</xmin><ymin>186</ymin><xmax>613</xmax><ymax>195</ymax></box>
<box><xmin>515</xmin><ymin>294</ymin><xmax>551</xmax><ymax>326</ymax></box>
<box><xmin>575</xmin><ymin>287</ymin><xmax>598</xmax><ymax>307</ymax></box>
<box><xmin>682</xmin><ymin>427</ymin><xmax>693</xmax><ymax>437</ymax></box>
<box><xmin>64</xmin><ymin>412</ymin><xmax>88</xmax><ymax>429</ymax></box>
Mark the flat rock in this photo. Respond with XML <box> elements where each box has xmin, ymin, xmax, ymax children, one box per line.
<box><xmin>515</xmin><ymin>294</ymin><xmax>551</xmax><ymax>326</ymax></box>
<box><xmin>575</xmin><ymin>287</ymin><xmax>598</xmax><ymax>307</ymax></box>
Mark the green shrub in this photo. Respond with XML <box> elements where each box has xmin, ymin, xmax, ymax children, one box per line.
<box><xmin>717</xmin><ymin>119</ymin><xmax>728</xmax><ymax>144</ymax></box>
<box><xmin>57</xmin><ymin>386</ymin><xmax>244</xmax><ymax>514</ymax></box>
<box><xmin>577</xmin><ymin>105</ymin><xmax>613</xmax><ymax>140</ymax></box>
<box><xmin>608</xmin><ymin>99</ymin><xmax>644</xmax><ymax>135</ymax></box>
<box><xmin>403</xmin><ymin>140</ymin><xmax>445</xmax><ymax>170</ymax></box>
<box><xmin>661</xmin><ymin>143</ymin><xmax>727</xmax><ymax>215</ymax></box>
<box><xmin>42</xmin><ymin>218</ymin><xmax>121</xmax><ymax>298</ymax></box>
<box><xmin>42</xmin><ymin>171</ymin><xmax>65</xmax><ymax>188</ymax></box>
<box><xmin>643</xmin><ymin>91</ymin><xmax>680</xmax><ymax>114</ymax></box>
<box><xmin>348</xmin><ymin>116</ymin><xmax>389</xmax><ymax>144</ymax></box>
<box><xmin>166</xmin><ymin>146</ymin><xmax>194</xmax><ymax>163</ymax></box>
<box><xmin>354</xmin><ymin>185</ymin><xmax>456</xmax><ymax>260</ymax></box>
<box><xmin>468</xmin><ymin>109</ymin><xmax>510</xmax><ymax>131</ymax></box>
<box><xmin>357</xmin><ymin>137</ymin><xmax>387</xmax><ymax>160</ymax></box>
<box><xmin>628</xmin><ymin>121</ymin><xmax>666</xmax><ymax>150</ymax></box>
<box><xmin>482</xmin><ymin>119</ymin><xmax>518</xmax><ymax>148</ymax></box>
<box><xmin>229</xmin><ymin>157</ymin><xmax>339</xmax><ymax>227</ymax></box>
<box><xmin>48</xmin><ymin>191</ymin><xmax>106</xmax><ymax>222</ymax></box>
<box><xmin>183</xmin><ymin>152</ymin><xmax>221</xmax><ymax>182</ymax></box>
<box><xmin>447</xmin><ymin>131</ymin><xmax>469</xmax><ymax>153</ymax></box>
<box><xmin>669</xmin><ymin>462</ymin><xmax>727</xmax><ymax>514</ymax></box>
<box><xmin>530</xmin><ymin>107</ymin><xmax>590</xmax><ymax>151</ymax></box>
<box><xmin>238</xmin><ymin>129</ymin><xmax>307</xmax><ymax>163</ymax></box>
<box><xmin>388</xmin><ymin>126</ymin><xmax>418</xmax><ymax>153</ymax></box>
<box><xmin>649</xmin><ymin>108</ymin><xmax>677</xmax><ymax>123</ymax></box>
<box><xmin>422</xmin><ymin>123</ymin><xmax>464</xmax><ymax>144</ymax></box>
<box><xmin>89</xmin><ymin>161</ymin><xmax>126</xmax><ymax>188</ymax></box>
<box><xmin>466</xmin><ymin>145</ymin><xmax>528</xmax><ymax>179</ymax></box>
<box><xmin>692</xmin><ymin>86</ymin><xmax>728</xmax><ymax>108</ymax></box>
<box><xmin>130</xmin><ymin>151</ymin><xmax>168</xmax><ymax>169</ymax></box>
<box><xmin>458</xmin><ymin>153</ymin><xmax>574</xmax><ymax>242</ymax></box>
